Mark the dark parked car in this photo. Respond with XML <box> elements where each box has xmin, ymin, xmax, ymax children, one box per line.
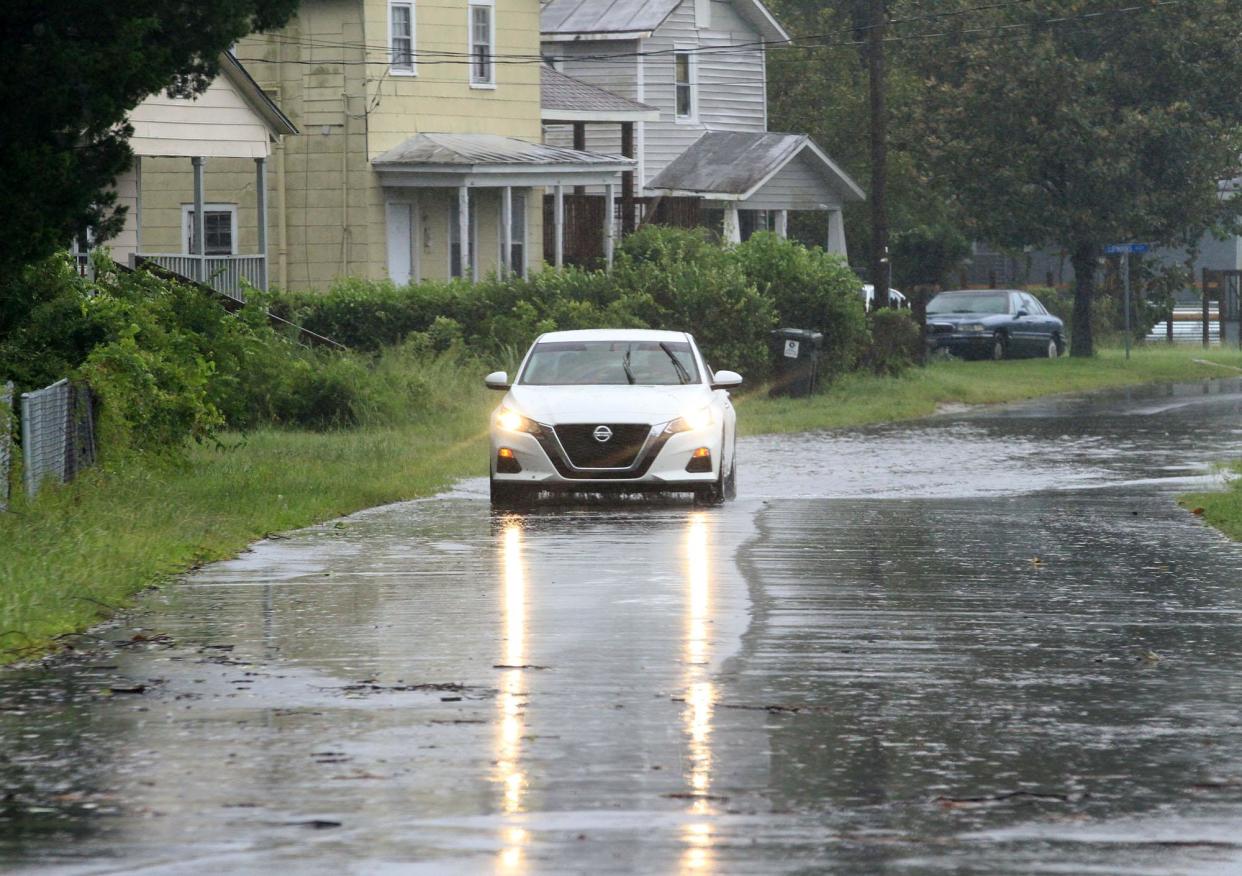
<box><xmin>926</xmin><ymin>289</ymin><xmax>1065</xmax><ymax>360</ymax></box>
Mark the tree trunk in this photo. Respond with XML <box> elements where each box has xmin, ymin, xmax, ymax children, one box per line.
<box><xmin>1070</xmin><ymin>244</ymin><xmax>1097</xmax><ymax>357</ymax></box>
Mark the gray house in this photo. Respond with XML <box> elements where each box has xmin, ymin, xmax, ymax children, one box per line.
<box><xmin>540</xmin><ymin>0</ymin><xmax>863</xmax><ymax>256</ymax></box>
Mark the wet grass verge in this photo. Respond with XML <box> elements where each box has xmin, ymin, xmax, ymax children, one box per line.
<box><xmin>1181</xmin><ymin>463</ymin><xmax>1242</xmax><ymax>542</ymax></box>
<box><xmin>5</xmin><ymin>345</ymin><xmax>1242</xmax><ymax>664</ymax></box>
<box><xmin>736</xmin><ymin>347</ymin><xmax>1242</xmax><ymax>435</ymax></box>
<box><xmin>1</xmin><ymin>384</ymin><xmax>493</xmax><ymax>665</ymax></box>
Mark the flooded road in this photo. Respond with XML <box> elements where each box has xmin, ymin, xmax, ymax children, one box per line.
<box><xmin>5</xmin><ymin>379</ymin><xmax>1242</xmax><ymax>874</ymax></box>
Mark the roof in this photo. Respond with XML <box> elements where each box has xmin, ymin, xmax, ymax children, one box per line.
<box><xmin>542</xmin><ymin>66</ymin><xmax>659</xmax><ymax>122</ymax></box>
<box><xmin>647</xmin><ymin>131</ymin><xmax>865</xmax><ymax>203</ymax></box>
<box><xmin>536</xmin><ymin>329</ymin><xmax>691</xmax><ymax>343</ymax></box>
<box><xmin>541</xmin><ymin>0</ymin><xmax>788</xmax><ymax>42</ymax></box>
<box><xmin>218</xmin><ymin>52</ymin><xmax>297</xmax><ymax>136</ymax></box>
<box><xmin>372</xmin><ymin>132</ymin><xmax>632</xmax><ymax>169</ymax></box>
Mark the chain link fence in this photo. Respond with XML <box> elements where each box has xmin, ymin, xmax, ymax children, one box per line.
<box><xmin>1</xmin><ymin>382</ymin><xmax>12</xmax><ymax>510</ymax></box>
<box><xmin>20</xmin><ymin>379</ymin><xmax>97</xmax><ymax>497</ymax></box>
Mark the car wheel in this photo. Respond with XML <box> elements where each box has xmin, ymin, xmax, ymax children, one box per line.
<box><xmin>694</xmin><ymin>467</ymin><xmax>726</xmax><ymax>506</ymax></box>
<box><xmin>991</xmin><ymin>332</ymin><xmax>1008</xmax><ymax>361</ymax></box>
<box><xmin>1047</xmin><ymin>337</ymin><xmax>1060</xmax><ymax>358</ymax></box>
<box><xmin>490</xmin><ymin>477</ymin><xmax>532</xmax><ymax>510</ymax></box>
<box><xmin>723</xmin><ymin>457</ymin><xmax>737</xmax><ymax>500</ymax></box>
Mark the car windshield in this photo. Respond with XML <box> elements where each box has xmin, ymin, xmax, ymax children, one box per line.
<box><xmin>927</xmin><ymin>292</ymin><xmax>1012</xmax><ymax>315</ymax></box>
<box><xmin>519</xmin><ymin>340</ymin><xmax>700</xmax><ymax>386</ymax></box>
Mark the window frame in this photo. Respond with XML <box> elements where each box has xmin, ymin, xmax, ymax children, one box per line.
<box><xmin>673</xmin><ymin>47</ymin><xmax>697</xmax><ymax>123</ymax></box>
<box><xmin>388</xmin><ymin>0</ymin><xmax>417</xmax><ymax>76</ymax></box>
<box><xmin>181</xmin><ymin>203</ymin><xmax>238</xmax><ymax>256</ymax></box>
<box><xmin>468</xmin><ymin>0</ymin><xmax>496</xmax><ymax>89</ymax></box>
<box><xmin>499</xmin><ymin>190</ymin><xmax>527</xmax><ymax>278</ymax></box>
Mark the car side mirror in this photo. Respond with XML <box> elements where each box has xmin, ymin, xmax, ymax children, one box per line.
<box><xmin>484</xmin><ymin>371</ymin><xmax>510</xmax><ymax>390</ymax></box>
<box><xmin>1015</xmin><ymin>309</ymin><xmax>1029</xmax><ymax>319</ymax></box>
<box><xmin>711</xmin><ymin>370</ymin><xmax>743</xmax><ymax>389</ymax></box>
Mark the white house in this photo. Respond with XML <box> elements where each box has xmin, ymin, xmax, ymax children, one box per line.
<box><xmin>540</xmin><ymin>0</ymin><xmax>863</xmax><ymax>255</ymax></box>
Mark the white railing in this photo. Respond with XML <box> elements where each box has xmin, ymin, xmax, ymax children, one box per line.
<box><xmin>136</xmin><ymin>254</ymin><xmax>265</xmax><ymax>301</ymax></box>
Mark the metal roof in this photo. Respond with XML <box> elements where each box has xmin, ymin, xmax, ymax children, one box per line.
<box><xmin>542</xmin><ymin>66</ymin><xmax>659</xmax><ymax>122</ymax></box>
<box><xmin>372</xmin><ymin>133</ymin><xmax>631</xmax><ymax>168</ymax></box>
<box><xmin>541</xmin><ymin>0</ymin><xmax>681</xmax><ymax>38</ymax></box>
<box><xmin>541</xmin><ymin>0</ymin><xmax>788</xmax><ymax>42</ymax></box>
<box><xmin>646</xmin><ymin>131</ymin><xmax>865</xmax><ymax>203</ymax></box>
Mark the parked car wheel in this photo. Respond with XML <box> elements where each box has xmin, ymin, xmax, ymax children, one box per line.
<box><xmin>991</xmin><ymin>332</ymin><xmax>1008</xmax><ymax>361</ymax></box>
<box><xmin>1047</xmin><ymin>337</ymin><xmax>1060</xmax><ymax>358</ymax></box>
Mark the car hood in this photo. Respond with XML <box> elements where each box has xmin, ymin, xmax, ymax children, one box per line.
<box><xmin>506</xmin><ymin>384</ymin><xmax>712</xmax><ymax>425</ymax></box>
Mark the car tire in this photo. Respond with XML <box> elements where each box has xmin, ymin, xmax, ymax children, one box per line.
<box><xmin>991</xmin><ymin>332</ymin><xmax>1008</xmax><ymax>361</ymax></box>
<box><xmin>490</xmin><ymin>477</ymin><xmax>532</xmax><ymax>510</ymax></box>
<box><xmin>1047</xmin><ymin>337</ymin><xmax>1060</xmax><ymax>358</ymax></box>
<box><xmin>723</xmin><ymin>456</ymin><xmax>737</xmax><ymax>500</ymax></box>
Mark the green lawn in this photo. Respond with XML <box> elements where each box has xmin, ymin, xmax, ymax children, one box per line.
<box><xmin>737</xmin><ymin>347</ymin><xmax>1242</xmax><ymax>435</ymax></box>
<box><xmin>1182</xmin><ymin>462</ymin><xmax>1242</xmax><ymax>542</ymax></box>
<box><xmin>5</xmin><ymin>345</ymin><xmax>1242</xmax><ymax>663</ymax></box>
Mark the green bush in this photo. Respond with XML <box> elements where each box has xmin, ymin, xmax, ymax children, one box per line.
<box><xmin>733</xmin><ymin>232</ymin><xmax>868</xmax><ymax>382</ymax></box>
<box><xmin>861</xmin><ymin>309</ymin><xmax>922</xmax><ymax>376</ymax></box>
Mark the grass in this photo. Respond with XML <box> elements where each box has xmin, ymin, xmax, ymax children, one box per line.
<box><xmin>5</xmin><ymin>345</ymin><xmax>1242</xmax><ymax>662</ymax></box>
<box><xmin>1181</xmin><ymin>462</ymin><xmax>1242</xmax><ymax>542</ymax></box>
<box><xmin>736</xmin><ymin>346</ymin><xmax>1242</xmax><ymax>435</ymax></box>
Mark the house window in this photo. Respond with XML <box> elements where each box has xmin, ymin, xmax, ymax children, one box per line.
<box><xmin>675</xmin><ymin>51</ymin><xmax>695</xmax><ymax>120</ymax></box>
<box><xmin>509</xmin><ymin>191</ymin><xmax>527</xmax><ymax>277</ymax></box>
<box><xmin>449</xmin><ymin>194</ymin><xmax>476</xmax><ymax>279</ymax></box>
<box><xmin>469</xmin><ymin>2</ymin><xmax>494</xmax><ymax>87</ymax></box>
<box><xmin>182</xmin><ymin>204</ymin><xmax>237</xmax><ymax>255</ymax></box>
<box><xmin>390</xmin><ymin>1</ymin><xmax>415</xmax><ymax>74</ymax></box>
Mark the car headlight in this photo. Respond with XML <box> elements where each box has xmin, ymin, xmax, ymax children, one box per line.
<box><xmin>496</xmin><ymin>406</ymin><xmax>541</xmax><ymax>434</ymax></box>
<box><xmin>665</xmin><ymin>406</ymin><xmax>714</xmax><ymax>434</ymax></box>
<box><xmin>961</xmin><ymin>323</ymin><xmax>987</xmax><ymax>333</ymax></box>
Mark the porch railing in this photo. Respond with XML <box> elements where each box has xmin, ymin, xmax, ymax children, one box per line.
<box><xmin>135</xmin><ymin>253</ymin><xmax>265</xmax><ymax>301</ymax></box>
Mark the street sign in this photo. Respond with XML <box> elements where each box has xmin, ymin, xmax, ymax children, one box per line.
<box><xmin>1105</xmin><ymin>243</ymin><xmax>1150</xmax><ymax>254</ymax></box>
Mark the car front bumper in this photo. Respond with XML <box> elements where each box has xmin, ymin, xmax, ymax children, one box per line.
<box><xmin>927</xmin><ymin>332</ymin><xmax>992</xmax><ymax>356</ymax></box>
<box><xmin>490</xmin><ymin>424</ymin><xmax>721</xmax><ymax>491</ymax></box>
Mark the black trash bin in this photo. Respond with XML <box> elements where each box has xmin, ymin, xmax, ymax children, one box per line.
<box><xmin>768</xmin><ymin>328</ymin><xmax>823</xmax><ymax>398</ymax></box>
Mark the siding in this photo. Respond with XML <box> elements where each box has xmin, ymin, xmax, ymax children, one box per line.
<box><xmin>743</xmin><ymin>153</ymin><xmax>843</xmax><ymax>211</ymax></box>
<box><xmin>128</xmin><ymin>78</ymin><xmax>272</xmax><ymax>159</ymax></box>
<box><xmin>544</xmin><ymin>0</ymin><xmax>768</xmax><ymax>189</ymax></box>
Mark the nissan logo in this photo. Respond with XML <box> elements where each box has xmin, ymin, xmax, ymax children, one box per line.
<box><xmin>593</xmin><ymin>425</ymin><xmax>613</xmax><ymax>443</ymax></box>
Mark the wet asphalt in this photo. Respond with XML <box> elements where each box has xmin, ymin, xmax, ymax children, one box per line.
<box><xmin>4</xmin><ymin>378</ymin><xmax>1242</xmax><ymax>875</ymax></box>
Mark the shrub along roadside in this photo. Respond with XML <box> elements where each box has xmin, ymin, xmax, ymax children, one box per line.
<box><xmin>5</xmin><ymin>346</ymin><xmax>1242</xmax><ymax>665</ymax></box>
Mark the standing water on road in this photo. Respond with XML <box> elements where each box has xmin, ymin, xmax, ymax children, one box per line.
<box><xmin>4</xmin><ymin>379</ymin><xmax>1242</xmax><ymax>874</ymax></box>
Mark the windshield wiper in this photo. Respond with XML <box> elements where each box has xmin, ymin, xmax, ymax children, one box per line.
<box><xmin>621</xmin><ymin>345</ymin><xmax>636</xmax><ymax>385</ymax></box>
<box><xmin>659</xmin><ymin>342</ymin><xmax>692</xmax><ymax>385</ymax></box>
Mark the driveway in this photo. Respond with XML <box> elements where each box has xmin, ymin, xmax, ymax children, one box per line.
<box><xmin>4</xmin><ymin>379</ymin><xmax>1242</xmax><ymax>874</ymax></box>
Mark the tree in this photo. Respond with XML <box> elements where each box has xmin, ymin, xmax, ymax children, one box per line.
<box><xmin>1</xmin><ymin>0</ymin><xmax>299</xmax><ymax>282</ymax></box>
<box><xmin>911</xmin><ymin>0</ymin><xmax>1242</xmax><ymax>356</ymax></box>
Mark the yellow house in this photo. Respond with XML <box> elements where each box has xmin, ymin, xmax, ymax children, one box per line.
<box><xmin>137</xmin><ymin>0</ymin><xmax>633</xmax><ymax>292</ymax></box>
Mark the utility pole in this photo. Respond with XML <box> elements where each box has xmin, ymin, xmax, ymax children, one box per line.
<box><xmin>867</xmin><ymin>0</ymin><xmax>890</xmax><ymax>310</ymax></box>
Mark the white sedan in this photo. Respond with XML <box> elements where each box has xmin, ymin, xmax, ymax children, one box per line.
<box><xmin>485</xmin><ymin>329</ymin><xmax>741</xmax><ymax>507</ymax></box>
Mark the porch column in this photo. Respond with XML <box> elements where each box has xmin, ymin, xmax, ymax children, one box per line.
<box><xmin>827</xmin><ymin>208</ymin><xmax>847</xmax><ymax>258</ymax></box>
<box><xmin>457</xmin><ymin>185</ymin><xmax>470</xmax><ymax>281</ymax></box>
<box><xmin>621</xmin><ymin>122</ymin><xmax>635</xmax><ymax>235</ymax></box>
<box><xmin>573</xmin><ymin>123</ymin><xmax>586</xmax><ymax>195</ymax></box>
<box><xmin>134</xmin><ymin>156</ymin><xmax>143</xmax><ymax>258</ymax></box>
<box><xmin>774</xmin><ymin>209</ymin><xmax>788</xmax><ymax>240</ymax></box>
<box><xmin>255</xmin><ymin>157</ymin><xmax>269</xmax><ymax>292</ymax></box>
<box><xmin>554</xmin><ymin>184</ymin><xmax>565</xmax><ymax>269</ymax></box>
<box><xmin>723</xmin><ymin>202</ymin><xmax>741</xmax><ymax>245</ymax></box>
<box><xmin>191</xmin><ymin>157</ymin><xmax>206</xmax><ymax>283</ymax></box>
<box><xmin>603</xmin><ymin>181</ymin><xmax>616</xmax><ymax>269</ymax></box>
<box><xmin>501</xmin><ymin>186</ymin><xmax>513</xmax><ymax>278</ymax></box>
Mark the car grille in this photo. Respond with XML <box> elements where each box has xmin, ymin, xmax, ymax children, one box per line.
<box><xmin>929</xmin><ymin>323</ymin><xmax>955</xmax><ymax>335</ymax></box>
<box><xmin>554</xmin><ymin>423</ymin><xmax>651</xmax><ymax>469</ymax></box>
